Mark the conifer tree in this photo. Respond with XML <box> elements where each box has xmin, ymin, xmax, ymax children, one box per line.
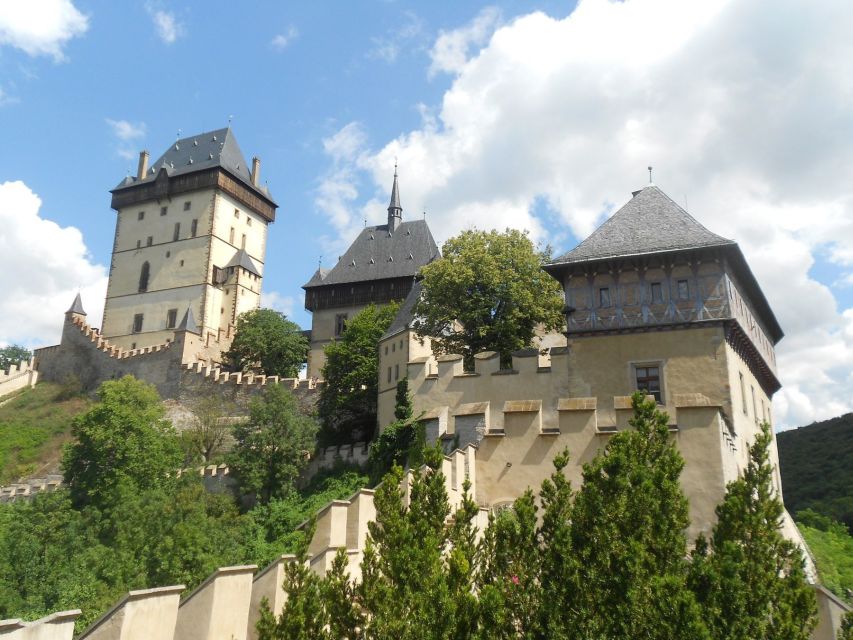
<box><xmin>359</xmin><ymin>446</ymin><xmax>457</xmax><ymax>640</ymax></box>
<box><xmin>323</xmin><ymin>548</ymin><xmax>364</xmax><ymax>640</ymax></box>
<box><xmin>567</xmin><ymin>392</ymin><xmax>708</xmax><ymax>639</ymax></box>
<box><xmin>689</xmin><ymin>424</ymin><xmax>817</xmax><ymax>640</ymax></box>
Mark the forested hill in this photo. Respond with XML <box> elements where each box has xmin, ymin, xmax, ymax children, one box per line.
<box><xmin>777</xmin><ymin>412</ymin><xmax>853</xmax><ymax>532</ymax></box>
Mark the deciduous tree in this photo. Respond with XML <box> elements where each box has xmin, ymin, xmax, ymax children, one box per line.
<box><xmin>318</xmin><ymin>302</ymin><xmax>399</xmax><ymax>444</ymax></box>
<box><xmin>0</xmin><ymin>344</ymin><xmax>31</xmax><ymax>371</ymax></box>
<box><xmin>224</xmin><ymin>308</ymin><xmax>308</xmax><ymax>377</ymax></box>
<box><xmin>414</xmin><ymin>229</ymin><xmax>564</xmax><ymax>368</ymax></box>
<box><xmin>228</xmin><ymin>384</ymin><xmax>318</xmax><ymax>504</ymax></box>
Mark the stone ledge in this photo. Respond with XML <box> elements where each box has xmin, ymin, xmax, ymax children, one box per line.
<box><xmin>557</xmin><ymin>397</ymin><xmax>597</xmax><ymax>411</ymax></box>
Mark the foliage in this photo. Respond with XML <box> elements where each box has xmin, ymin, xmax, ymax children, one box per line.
<box><xmin>180</xmin><ymin>395</ymin><xmax>234</xmax><ymax>463</ymax></box>
<box><xmin>224</xmin><ymin>308</ymin><xmax>308</xmax><ymax>377</ymax></box>
<box><xmin>0</xmin><ymin>344</ymin><xmax>31</xmax><ymax>371</ymax></box>
<box><xmin>414</xmin><ymin>228</ymin><xmax>564</xmax><ymax>367</ymax></box>
<box><xmin>368</xmin><ymin>378</ymin><xmax>422</xmax><ymax>480</ymax></box>
<box><xmin>0</xmin><ymin>382</ymin><xmax>90</xmax><ymax>483</ymax></box>
<box><xmin>777</xmin><ymin>412</ymin><xmax>853</xmax><ymax>532</ymax></box>
<box><xmin>228</xmin><ymin>384</ymin><xmax>318</xmax><ymax>504</ymax></box>
<box><xmin>690</xmin><ymin>423</ymin><xmax>817</xmax><ymax>640</ymax></box>
<box><xmin>318</xmin><ymin>302</ymin><xmax>399</xmax><ymax>445</ymax></box>
<box><xmin>62</xmin><ymin>376</ymin><xmax>182</xmax><ymax>511</ymax></box>
<box><xmin>240</xmin><ymin>467</ymin><xmax>369</xmax><ymax>568</ymax></box>
<box><xmin>566</xmin><ymin>393</ymin><xmax>707</xmax><ymax>639</ymax></box>
<box><xmin>840</xmin><ymin>612</ymin><xmax>853</xmax><ymax>640</ymax></box>
<box><xmin>796</xmin><ymin>510</ymin><xmax>853</xmax><ymax>604</ymax></box>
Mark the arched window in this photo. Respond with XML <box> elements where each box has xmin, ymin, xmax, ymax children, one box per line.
<box><xmin>138</xmin><ymin>261</ymin><xmax>150</xmax><ymax>292</ymax></box>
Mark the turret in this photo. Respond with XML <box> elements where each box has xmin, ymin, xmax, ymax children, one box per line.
<box><xmin>387</xmin><ymin>165</ymin><xmax>402</xmax><ymax>232</ymax></box>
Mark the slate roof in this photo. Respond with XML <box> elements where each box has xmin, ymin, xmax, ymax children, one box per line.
<box><xmin>382</xmin><ymin>280</ymin><xmax>423</xmax><ymax>340</ymax></box>
<box><xmin>177</xmin><ymin>307</ymin><xmax>199</xmax><ymax>334</ymax></box>
<box><xmin>303</xmin><ymin>219</ymin><xmax>439</xmax><ymax>289</ymax></box>
<box><xmin>112</xmin><ymin>127</ymin><xmax>275</xmax><ymax>204</ymax></box>
<box><xmin>547</xmin><ymin>185</ymin><xmax>733</xmax><ymax>266</ymax></box>
<box><xmin>225</xmin><ymin>249</ymin><xmax>262</xmax><ymax>277</ymax></box>
<box><xmin>66</xmin><ymin>293</ymin><xmax>86</xmax><ymax>315</ymax></box>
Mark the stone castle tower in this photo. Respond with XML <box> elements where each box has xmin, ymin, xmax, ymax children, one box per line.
<box><xmin>102</xmin><ymin>128</ymin><xmax>277</xmax><ymax>359</ymax></box>
<box><xmin>302</xmin><ymin>168</ymin><xmax>438</xmax><ymax>377</ymax></box>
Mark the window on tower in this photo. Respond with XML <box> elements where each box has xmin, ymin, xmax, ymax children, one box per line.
<box><xmin>650</xmin><ymin>282</ymin><xmax>663</xmax><ymax>304</ymax></box>
<box><xmin>166</xmin><ymin>308</ymin><xmax>177</xmax><ymax>329</ymax></box>
<box><xmin>598</xmin><ymin>287</ymin><xmax>611</xmax><ymax>308</ymax></box>
<box><xmin>138</xmin><ymin>210</ymin><xmax>145</xmax><ymax>221</ymax></box>
<box><xmin>335</xmin><ymin>313</ymin><xmax>348</xmax><ymax>337</ymax></box>
<box><xmin>138</xmin><ymin>261</ymin><xmax>150</xmax><ymax>292</ymax></box>
<box><xmin>634</xmin><ymin>363</ymin><xmax>663</xmax><ymax>404</ymax></box>
<box><xmin>229</xmin><ymin>227</ymin><xmax>235</xmax><ymax>244</ymax></box>
<box><xmin>173</xmin><ymin>222</ymin><xmax>181</xmax><ymax>241</ymax></box>
<box><xmin>190</xmin><ymin>219</ymin><xmax>198</xmax><ymax>237</ymax></box>
<box><xmin>132</xmin><ymin>314</ymin><xmax>144</xmax><ymax>333</ymax></box>
<box><xmin>183</xmin><ymin>201</ymin><xmax>191</xmax><ymax>211</ymax></box>
<box><xmin>160</xmin><ymin>206</ymin><xmax>168</xmax><ymax>216</ymax></box>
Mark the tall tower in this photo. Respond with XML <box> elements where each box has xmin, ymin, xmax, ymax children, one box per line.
<box><xmin>102</xmin><ymin>128</ymin><xmax>277</xmax><ymax>361</ymax></box>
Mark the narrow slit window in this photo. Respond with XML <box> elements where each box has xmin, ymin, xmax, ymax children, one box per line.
<box><xmin>190</xmin><ymin>219</ymin><xmax>198</xmax><ymax>237</ymax></box>
<box><xmin>166</xmin><ymin>308</ymin><xmax>177</xmax><ymax>329</ymax></box>
<box><xmin>173</xmin><ymin>222</ymin><xmax>181</xmax><ymax>241</ymax></box>
<box><xmin>132</xmin><ymin>313</ymin><xmax>144</xmax><ymax>333</ymax></box>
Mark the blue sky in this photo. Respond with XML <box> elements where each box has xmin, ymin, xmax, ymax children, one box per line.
<box><xmin>1</xmin><ymin>0</ymin><xmax>853</xmax><ymax>428</ymax></box>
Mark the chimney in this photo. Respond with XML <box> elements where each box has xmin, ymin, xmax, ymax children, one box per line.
<box><xmin>137</xmin><ymin>150</ymin><xmax>149</xmax><ymax>180</ymax></box>
<box><xmin>251</xmin><ymin>157</ymin><xmax>261</xmax><ymax>186</ymax></box>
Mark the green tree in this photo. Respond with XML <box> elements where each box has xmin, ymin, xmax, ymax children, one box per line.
<box><xmin>318</xmin><ymin>302</ymin><xmax>399</xmax><ymax>445</ymax></box>
<box><xmin>181</xmin><ymin>395</ymin><xmax>233</xmax><ymax>463</ymax></box>
<box><xmin>839</xmin><ymin>612</ymin><xmax>853</xmax><ymax>640</ymax></box>
<box><xmin>360</xmin><ymin>446</ymin><xmax>460</xmax><ymax>640</ymax></box>
<box><xmin>567</xmin><ymin>393</ymin><xmax>708</xmax><ymax>639</ymax></box>
<box><xmin>62</xmin><ymin>376</ymin><xmax>182</xmax><ymax>511</ymax></box>
<box><xmin>224</xmin><ymin>308</ymin><xmax>308</xmax><ymax>377</ymax></box>
<box><xmin>368</xmin><ymin>377</ymin><xmax>422</xmax><ymax>479</ymax></box>
<box><xmin>0</xmin><ymin>344</ymin><xmax>31</xmax><ymax>371</ymax></box>
<box><xmin>414</xmin><ymin>229</ymin><xmax>564</xmax><ymax>368</ymax></box>
<box><xmin>228</xmin><ymin>384</ymin><xmax>318</xmax><ymax>504</ymax></box>
<box><xmin>690</xmin><ymin>424</ymin><xmax>817</xmax><ymax>640</ymax></box>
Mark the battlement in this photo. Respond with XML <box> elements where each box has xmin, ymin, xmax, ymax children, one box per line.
<box><xmin>64</xmin><ymin>316</ymin><xmax>175</xmax><ymax>361</ymax></box>
<box><xmin>180</xmin><ymin>361</ymin><xmax>323</xmax><ymax>392</ymax></box>
<box><xmin>0</xmin><ymin>474</ymin><xmax>63</xmax><ymax>503</ymax></box>
<box><xmin>304</xmin><ymin>441</ymin><xmax>370</xmax><ymax>479</ymax></box>
<box><xmin>0</xmin><ymin>357</ymin><xmax>38</xmax><ymax>400</ymax></box>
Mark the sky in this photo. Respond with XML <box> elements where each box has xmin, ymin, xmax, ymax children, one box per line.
<box><xmin>0</xmin><ymin>0</ymin><xmax>852</xmax><ymax>430</ymax></box>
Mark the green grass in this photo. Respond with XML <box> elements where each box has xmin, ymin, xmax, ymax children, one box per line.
<box><xmin>0</xmin><ymin>383</ymin><xmax>91</xmax><ymax>484</ymax></box>
<box><xmin>800</xmin><ymin>523</ymin><xmax>853</xmax><ymax>604</ymax></box>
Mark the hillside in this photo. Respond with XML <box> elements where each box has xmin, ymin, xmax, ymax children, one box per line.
<box><xmin>777</xmin><ymin>412</ymin><xmax>853</xmax><ymax>533</ymax></box>
<box><xmin>0</xmin><ymin>382</ymin><xmax>90</xmax><ymax>484</ymax></box>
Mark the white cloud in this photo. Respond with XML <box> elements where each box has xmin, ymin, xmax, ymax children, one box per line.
<box><xmin>368</xmin><ymin>12</ymin><xmax>424</xmax><ymax>63</ymax></box>
<box><xmin>429</xmin><ymin>7</ymin><xmax>501</xmax><ymax>77</ymax></box>
<box><xmin>0</xmin><ymin>0</ymin><xmax>88</xmax><ymax>61</ymax></box>
<box><xmin>0</xmin><ymin>85</ymin><xmax>18</xmax><ymax>106</ymax></box>
<box><xmin>261</xmin><ymin>291</ymin><xmax>298</xmax><ymax>319</ymax></box>
<box><xmin>319</xmin><ymin>0</ymin><xmax>853</xmax><ymax>428</ymax></box>
<box><xmin>271</xmin><ymin>26</ymin><xmax>299</xmax><ymax>51</ymax></box>
<box><xmin>106</xmin><ymin>118</ymin><xmax>146</xmax><ymax>161</ymax></box>
<box><xmin>145</xmin><ymin>3</ymin><xmax>184</xmax><ymax>44</ymax></box>
<box><xmin>0</xmin><ymin>181</ymin><xmax>107</xmax><ymax>349</ymax></box>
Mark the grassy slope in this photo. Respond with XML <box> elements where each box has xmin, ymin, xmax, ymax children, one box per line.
<box><xmin>800</xmin><ymin>522</ymin><xmax>853</xmax><ymax>604</ymax></box>
<box><xmin>0</xmin><ymin>383</ymin><xmax>90</xmax><ymax>484</ymax></box>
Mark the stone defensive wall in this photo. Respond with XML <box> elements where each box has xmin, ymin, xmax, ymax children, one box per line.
<box><xmin>0</xmin><ymin>359</ymin><xmax>38</xmax><ymax>401</ymax></box>
<box><xmin>32</xmin><ymin>315</ymin><xmax>321</xmax><ymax>411</ymax></box>
<box><xmin>406</xmin><ymin>346</ymin><xmax>753</xmax><ymax>543</ymax></box>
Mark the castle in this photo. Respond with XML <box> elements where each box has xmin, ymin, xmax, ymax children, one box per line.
<box><xmin>5</xmin><ymin>129</ymin><xmax>849</xmax><ymax>638</ymax></box>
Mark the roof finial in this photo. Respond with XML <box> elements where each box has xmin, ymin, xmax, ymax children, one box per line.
<box><xmin>648</xmin><ymin>165</ymin><xmax>653</xmax><ymax>184</ymax></box>
<box><xmin>228</xmin><ymin>114</ymin><xmax>233</xmax><ymax>126</ymax></box>
<box><xmin>388</xmin><ymin>162</ymin><xmax>402</xmax><ymax>231</ymax></box>
<box><xmin>394</xmin><ymin>156</ymin><xmax>398</xmax><ymax>177</ymax></box>
<box><xmin>176</xmin><ymin>128</ymin><xmax>182</xmax><ymax>140</ymax></box>
<box><xmin>319</xmin><ymin>255</ymin><xmax>323</xmax><ymax>268</ymax></box>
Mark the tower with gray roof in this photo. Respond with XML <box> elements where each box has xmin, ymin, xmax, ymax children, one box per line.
<box><xmin>303</xmin><ymin>169</ymin><xmax>438</xmax><ymax>377</ymax></box>
<box><xmin>101</xmin><ymin>127</ymin><xmax>276</xmax><ymax>360</ymax></box>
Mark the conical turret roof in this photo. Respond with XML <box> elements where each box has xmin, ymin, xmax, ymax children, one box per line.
<box><xmin>66</xmin><ymin>293</ymin><xmax>86</xmax><ymax>315</ymax></box>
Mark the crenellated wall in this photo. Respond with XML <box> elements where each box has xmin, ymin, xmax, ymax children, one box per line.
<box><xmin>0</xmin><ymin>359</ymin><xmax>39</xmax><ymax>401</ymax></box>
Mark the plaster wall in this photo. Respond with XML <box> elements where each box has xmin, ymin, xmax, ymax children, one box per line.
<box><xmin>377</xmin><ymin>330</ymin><xmax>432</xmax><ymax>427</ymax></box>
<box><xmin>307</xmin><ymin>302</ymin><xmax>374</xmax><ymax>378</ymax></box>
<box><xmin>0</xmin><ymin>360</ymin><xmax>38</xmax><ymax>400</ymax></box>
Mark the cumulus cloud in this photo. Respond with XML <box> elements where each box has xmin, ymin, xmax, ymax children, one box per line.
<box><xmin>318</xmin><ymin>0</ymin><xmax>853</xmax><ymax>428</ymax></box>
<box><xmin>261</xmin><ymin>290</ymin><xmax>298</xmax><ymax>319</ymax></box>
<box><xmin>429</xmin><ymin>6</ymin><xmax>501</xmax><ymax>77</ymax></box>
<box><xmin>0</xmin><ymin>0</ymin><xmax>88</xmax><ymax>61</ymax></box>
<box><xmin>0</xmin><ymin>181</ymin><xmax>107</xmax><ymax>349</ymax></box>
<box><xmin>145</xmin><ymin>3</ymin><xmax>184</xmax><ymax>44</ymax></box>
<box><xmin>271</xmin><ymin>26</ymin><xmax>299</xmax><ymax>51</ymax></box>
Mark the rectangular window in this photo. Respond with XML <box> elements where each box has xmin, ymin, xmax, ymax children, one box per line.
<box><xmin>190</xmin><ymin>219</ymin><xmax>198</xmax><ymax>237</ymax></box>
<box><xmin>136</xmin><ymin>239</ymin><xmax>141</xmax><ymax>248</ymax></box>
<box><xmin>599</xmin><ymin>287</ymin><xmax>611</xmax><ymax>308</ymax></box>
<box><xmin>229</xmin><ymin>227</ymin><xmax>235</xmax><ymax>244</ymax></box>
<box><xmin>751</xmin><ymin>386</ymin><xmax>758</xmax><ymax>424</ymax></box>
<box><xmin>335</xmin><ymin>313</ymin><xmax>348</xmax><ymax>337</ymax></box>
<box><xmin>634</xmin><ymin>364</ymin><xmax>662</xmax><ymax>403</ymax></box>
<box><xmin>650</xmin><ymin>282</ymin><xmax>663</xmax><ymax>303</ymax></box>
<box><xmin>395</xmin><ymin>364</ymin><xmax>399</xmax><ymax>380</ymax></box>
<box><xmin>132</xmin><ymin>313</ymin><xmax>144</xmax><ymax>333</ymax></box>
<box><xmin>138</xmin><ymin>210</ymin><xmax>145</xmax><ymax>220</ymax></box>
<box><xmin>234</xmin><ymin>209</ymin><xmax>239</xmax><ymax>219</ymax></box>
<box><xmin>677</xmin><ymin>279</ymin><xmax>690</xmax><ymax>300</ymax></box>
<box><xmin>166</xmin><ymin>308</ymin><xmax>177</xmax><ymax>329</ymax></box>
<box><xmin>387</xmin><ymin>367</ymin><xmax>392</xmax><ymax>383</ymax></box>
<box><xmin>146</xmin><ymin>236</ymin><xmax>153</xmax><ymax>247</ymax></box>
<box><xmin>160</xmin><ymin>206</ymin><xmax>168</xmax><ymax>216</ymax></box>
<box><xmin>739</xmin><ymin>372</ymin><xmax>748</xmax><ymax>415</ymax></box>
<box><xmin>183</xmin><ymin>201</ymin><xmax>191</xmax><ymax>211</ymax></box>
<box><xmin>241</xmin><ymin>233</ymin><xmax>247</xmax><ymax>249</ymax></box>
<box><xmin>212</xmin><ymin>266</ymin><xmax>227</xmax><ymax>285</ymax></box>
<box><xmin>173</xmin><ymin>222</ymin><xmax>181</xmax><ymax>241</ymax></box>
<box><xmin>247</xmin><ymin>217</ymin><xmax>252</xmax><ymax>226</ymax></box>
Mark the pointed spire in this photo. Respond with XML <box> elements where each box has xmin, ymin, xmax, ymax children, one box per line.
<box><xmin>176</xmin><ymin>307</ymin><xmax>199</xmax><ymax>334</ymax></box>
<box><xmin>387</xmin><ymin>162</ymin><xmax>402</xmax><ymax>231</ymax></box>
<box><xmin>66</xmin><ymin>293</ymin><xmax>86</xmax><ymax>316</ymax></box>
